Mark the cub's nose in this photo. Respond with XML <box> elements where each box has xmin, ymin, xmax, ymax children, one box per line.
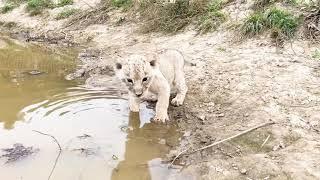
<box><xmin>135</xmin><ymin>93</ymin><xmax>143</xmax><ymax>97</ymax></box>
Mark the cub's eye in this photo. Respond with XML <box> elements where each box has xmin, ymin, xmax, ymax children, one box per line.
<box><xmin>142</xmin><ymin>77</ymin><xmax>148</xmax><ymax>82</ymax></box>
<box><xmin>127</xmin><ymin>79</ymin><xmax>133</xmax><ymax>83</ymax></box>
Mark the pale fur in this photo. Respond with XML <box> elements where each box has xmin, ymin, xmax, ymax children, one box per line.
<box><xmin>115</xmin><ymin>49</ymin><xmax>188</xmax><ymax>122</ymax></box>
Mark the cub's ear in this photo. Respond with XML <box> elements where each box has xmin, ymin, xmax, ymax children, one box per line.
<box><xmin>115</xmin><ymin>63</ymin><xmax>122</xmax><ymax>70</ymax></box>
<box><xmin>147</xmin><ymin>53</ymin><xmax>158</xmax><ymax>68</ymax></box>
<box><xmin>150</xmin><ymin>60</ymin><xmax>157</xmax><ymax>67</ymax></box>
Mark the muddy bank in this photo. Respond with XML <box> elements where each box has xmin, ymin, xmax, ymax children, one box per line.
<box><xmin>1</xmin><ymin>1</ymin><xmax>320</xmax><ymax>179</ymax></box>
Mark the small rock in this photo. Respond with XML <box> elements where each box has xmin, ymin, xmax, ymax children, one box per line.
<box><xmin>232</xmin><ymin>163</ymin><xmax>238</xmax><ymax>170</ymax></box>
<box><xmin>240</xmin><ymin>168</ymin><xmax>247</xmax><ymax>175</ymax></box>
<box><xmin>215</xmin><ymin>166</ymin><xmax>223</xmax><ymax>173</ymax></box>
<box><xmin>198</xmin><ymin>115</ymin><xmax>206</xmax><ymax>121</ymax></box>
<box><xmin>264</xmin><ymin>176</ymin><xmax>270</xmax><ymax>180</ymax></box>
<box><xmin>159</xmin><ymin>139</ymin><xmax>166</xmax><ymax>145</ymax></box>
<box><xmin>279</xmin><ymin>141</ymin><xmax>285</xmax><ymax>149</ymax></box>
<box><xmin>273</xmin><ymin>145</ymin><xmax>280</xmax><ymax>151</ymax></box>
<box><xmin>26</xmin><ymin>70</ymin><xmax>43</xmax><ymax>76</ymax></box>
<box><xmin>183</xmin><ymin>131</ymin><xmax>191</xmax><ymax>137</ymax></box>
<box><xmin>217</xmin><ymin>113</ymin><xmax>225</xmax><ymax>117</ymax></box>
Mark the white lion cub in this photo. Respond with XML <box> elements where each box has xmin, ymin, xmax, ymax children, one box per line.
<box><xmin>115</xmin><ymin>49</ymin><xmax>188</xmax><ymax>122</ymax></box>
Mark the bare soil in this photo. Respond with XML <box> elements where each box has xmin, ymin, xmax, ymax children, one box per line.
<box><xmin>1</xmin><ymin>0</ymin><xmax>320</xmax><ymax>179</ymax></box>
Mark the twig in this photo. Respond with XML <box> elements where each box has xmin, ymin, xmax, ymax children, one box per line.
<box><xmin>33</xmin><ymin>130</ymin><xmax>62</xmax><ymax>180</ymax></box>
<box><xmin>169</xmin><ymin>146</ymin><xmax>191</xmax><ymax>167</ymax></box>
<box><xmin>170</xmin><ymin>121</ymin><xmax>275</xmax><ymax>165</ymax></box>
<box><xmin>260</xmin><ymin>134</ymin><xmax>271</xmax><ymax>148</ymax></box>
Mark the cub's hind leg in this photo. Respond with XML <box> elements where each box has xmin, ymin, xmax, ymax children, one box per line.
<box><xmin>171</xmin><ymin>70</ymin><xmax>188</xmax><ymax>106</ymax></box>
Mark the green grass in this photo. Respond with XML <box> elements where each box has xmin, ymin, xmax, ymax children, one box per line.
<box><xmin>26</xmin><ymin>0</ymin><xmax>53</xmax><ymax>16</ymax></box>
<box><xmin>265</xmin><ymin>7</ymin><xmax>299</xmax><ymax>37</ymax></box>
<box><xmin>241</xmin><ymin>11</ymin><xmax>266</xmax><ymax>36</ymax></box>
<box><xmin>197</xmin><ymin>0</ymin><xmax>227</xmax><ymax>33</ymax></box>
<box><xmin>1</xmin><ymin>0</ymin><xmax>28</xmax><ymax>13</ymax></box>
<box><xmin>111</xmin><ymin>0</ymin><xmax>132</xmax><ymax>9</ymax></box>
<box><xmin>241</xmin><ymin>7</ymin><xmax>299</xmax><ymax>39</ymax></box>
<box><xmin>197</xmin><ymin>10</ymin><xmax>227</xmax><ymax>33</ymax></box>
<box><xmin>312</xmin><ymin>49</ymin><xmax>320</xmax><ymax>60</ymax></box>
<box><xmin>55</xmin><ymin>8</ymin><xmax>78</xmax><ymax>19</ymax></box>
<box><xmin>282</xmin><ymin>0</ymin><xmax>297</xmax><ymax>5</ymax></box>
<box><xmin>57</xmin><ymin>0</ymin><xmax>73</xmax><ymax>7</ymax></box>
<box><xmin>1</xmin><ymin>3</ymin><xmax>16</xmax><ymax>13</ymax></box>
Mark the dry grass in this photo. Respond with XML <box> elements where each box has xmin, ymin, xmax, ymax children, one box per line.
<box><xmin>136</xmin><ymin>0</ymin><xmax>227</xmax><ymax>34</ymax></box>
<box><xmin>64</xmin><ymin>1</ymin><xmax>111</xmax><ymax>29</ymax></box>
<box><xmin>303</xmin><ymin>4</ymin><xmax>320</xmax><ymax>41</ymax></box>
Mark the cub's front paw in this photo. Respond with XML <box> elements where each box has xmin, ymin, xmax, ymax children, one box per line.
<box><xmin>152</xmin><ymin>113</ymin><xmax>169</xmax><ymax>123</ymax></box>
<box><xmin>129</xmin><ymin>105</ymin><xmax>140</xmax><ymax>112</ymax></box>
<box><xmin>171</xmin><ymin>97</ymin><xmax>183</xmax><ymax>106</ymax></box>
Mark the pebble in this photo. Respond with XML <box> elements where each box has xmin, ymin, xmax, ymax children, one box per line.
<box><xmin>183</xmin><ymin>131</ymin><xmax>191</xmax><ymax>137</ymax></box>
<box><xmin>217</xmin><ymin>113</ymin><xmax>225</xmax><ymax>117</ymax></box>
<box><xmin>198</xmin><ymin>115</ymin><xmax>206</xmax><ymax>121</ymax></box>
<box><xmin>215</xmin><ymin>166</ymin><xmax>223</xmax><ymax>173</ymax></box>
<box><xmin>240</xmin><ymin>168</ymin><xmax>247</xmax><ymax>175</ymax></box>
<box><xmin>232</xmin><ymin>163</ymin><xmax>238</xmax><ymax>170</ymax></box>
<box><xmin>159</xmin><ymin>139</ymin><xmax>166</xmax><ymax>145</ymax></box>
<box><xmin>27</xmin><ymin>70</ymin><xmax>43</xmax><ymax>75</ymax></box>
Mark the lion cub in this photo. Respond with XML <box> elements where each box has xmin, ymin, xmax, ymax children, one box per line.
<box><xmin>115</xmin><ymin>49</ymin><xmax>188</xmax><ymax>122</ymax></box>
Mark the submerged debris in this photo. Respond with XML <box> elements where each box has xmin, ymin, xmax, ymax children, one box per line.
<box><xmin>77</xmin><ymin>134</ymin><xmax>92</xmax><ymax>139</ymax></box>
<box><xmin>0</xmin><ymin>143</ymin><xmax>39</xmax><ymax>164</ymax></box>
<box><xmin>72</xmin><ymin>148</ymin><xmax>96</xmax><ymax>156</ymax></box>
<box><xmin>26</xmin><ymin>70</ymin><xmax>44</xmax><ymax>76</ymax></box>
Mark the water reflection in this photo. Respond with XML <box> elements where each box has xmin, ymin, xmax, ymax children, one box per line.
<box><xmin>112</xmin><ymin>112</ymin><xmax>180</xmax><ymax>180</ymax></box>
<box><xmin>0</xmin><ymin>36</ymin><xmax>76</xmax><ymax>129</ymax></box>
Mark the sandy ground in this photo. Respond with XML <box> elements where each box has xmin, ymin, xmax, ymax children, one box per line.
<box><xmin>1</xmin><ymin>0</ymin><xmax>320</xmax><ymax>179</ymax></box>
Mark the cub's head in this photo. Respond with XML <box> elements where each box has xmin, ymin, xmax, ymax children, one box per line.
<box><xmin>114</xmin><ymin>54</ymin><xmax>158</xmax><ymax>97</ymax></box>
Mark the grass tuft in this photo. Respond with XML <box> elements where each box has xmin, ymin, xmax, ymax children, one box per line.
<box><xmin>1</xmin><ymin>0</ymin><xmax>27</xmax><ymax>13</ymax></box>
<box><xmin>1</xmin><ymin>3</ymin><xmax>16</xmax><ymax>13</ymax></box>
<box><xmin>312</xmin><ymin>49</ymin><xmax>320</xmax><ymax>60</ymax></box>
<box><xmin>241</xmin><ymin>7</ymin><xmax>299</xmax><ymax>39</ymax></box>
<box><xmin>197</xmin><ymin>0</ymin><xmax>227</xmax><ymax>33</ymax></box>
<box><xmin>111</xmin><ymin>0</ymin><xmax>132</xmax><ymax>9</ymax></box>
<box><xmin>26</xmin><ymin>0</ymin><xmax>53</xmax><ymax>16</ymax></box>
<box><xmin>57</xmin><ymin>0</ymin><xmax>73</xmax><ymax>7</ymax></box>
<box><xmin>241</xmin><ymin>11</ymin><xmax>266</xmax><ymax>36</ymax></box>
<box><xmin>55</xmin><ymin>8</ymin><xmax>78</xmax><ymax>20</ymax></box>
<box><xmin>265</xmin><ymin>7</ymin><xmax>299</xmax><ymax>37</ymax></box>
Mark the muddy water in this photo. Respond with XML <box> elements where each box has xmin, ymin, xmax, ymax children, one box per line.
<box><xmin>0</xmin><ymin>37</ymin><xmax>180</xmax><ymax>180</ymax></box>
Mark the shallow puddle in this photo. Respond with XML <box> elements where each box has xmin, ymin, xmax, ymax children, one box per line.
<box><xmin>0</xmin><ymin>37</ymin><xmax>181</xmax><ymax>180</ymax></box>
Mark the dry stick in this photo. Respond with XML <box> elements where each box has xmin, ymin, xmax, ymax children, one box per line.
<box><xmin>170</xmin><ymin>121</ymin><xmax>275</xmax><ymax>166</ymax></box>
<box><xmin>260</xmin><ymin>134</ymin><xmax>271</xmax><ymax>148</ymax></box>
<box><xmin>33</xmin><ymin>130</ymin><xmax>62</xmax><ymax>180</ymax></box>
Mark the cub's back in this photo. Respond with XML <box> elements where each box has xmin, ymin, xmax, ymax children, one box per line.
<box><xmin>158</xmin><ymin>49</ymin><xmax>185</xmax><ymax>86</ymax></box>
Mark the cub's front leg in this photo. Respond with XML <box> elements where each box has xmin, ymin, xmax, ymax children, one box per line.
<box><xmin>129</xmin><ymin>92</ymin><xmax>141</xmax><ymax>112</ymax></box>
<box><xmin>153</xmin><ymin>84</ymin><xmax>170</xmax><ymax>122</ymax></box>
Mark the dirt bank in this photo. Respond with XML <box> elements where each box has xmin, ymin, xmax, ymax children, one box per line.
<box><xmin>1</xmin><ymin>0</ymin><xmax>320</xmax><ymax>179</ymax></box>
